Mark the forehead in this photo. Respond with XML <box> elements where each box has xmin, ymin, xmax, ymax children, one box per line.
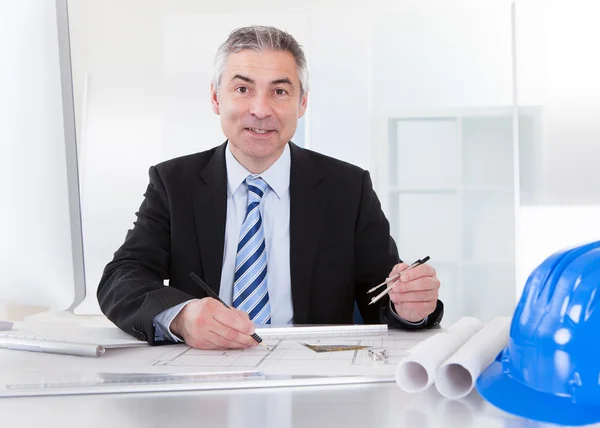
<box><xmin>223</xmin><ymin>50</ymin><xmax>299</xmax><ymax>84</ymax></box>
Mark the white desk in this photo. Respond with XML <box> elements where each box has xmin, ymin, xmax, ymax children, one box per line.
<box><xmin>0</xmin><ymin>308</ymin><xmax>596</xmax><ymax>428</ymax></box>
<box><xmin>0</xmin><ymin>379</ymin><xmax>588</xmax><ymax>428</ymax></box>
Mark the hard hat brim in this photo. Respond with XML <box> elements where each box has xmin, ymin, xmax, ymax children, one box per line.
<box><xmin>477</xmin><ymin>357</ymin><xmax>600</xmax><ymax>426</ymax></box>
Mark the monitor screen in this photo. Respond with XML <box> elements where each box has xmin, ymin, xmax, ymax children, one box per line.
<box><xmin>0</xmin><ymin>0</ymin><xmax>86</xmax><ymax>311</ymax></box>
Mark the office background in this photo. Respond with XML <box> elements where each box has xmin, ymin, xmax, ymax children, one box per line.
<box><xmin>1</xmin><ymin>0</ymin><xmax>599</xmax><ymax>324</ymax></box>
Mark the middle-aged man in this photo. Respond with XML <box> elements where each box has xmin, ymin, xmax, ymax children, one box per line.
<box><xmin>98</xmin><ymin>25</ymin><xmax>444</xmax><ymax>350</ymax></box>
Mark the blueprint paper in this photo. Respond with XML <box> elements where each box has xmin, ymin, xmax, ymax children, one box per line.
<box><xmin>146</xmin><ymin>333</ymin><xmax>434</xmax><ymax>377</ymax></box>
<box><xmin>435</xmin><ymin>317</ymin><xmax>510</xmax><ymax>399</ymax></box>
<box><xmin>0</xmin><ymin>325</ymin><xmax>438</xmax><ymax>396</ymax></box>
<box><xmin>395</xmin><ymin>317</ymin><xmax>484</xmax><ymax>392</ymax></box>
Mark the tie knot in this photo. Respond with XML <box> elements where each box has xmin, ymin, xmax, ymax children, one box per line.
<box><xmin>246</xmin><ymin>175</ymin><xmax>269</xmax><ymax>202</ymax></box>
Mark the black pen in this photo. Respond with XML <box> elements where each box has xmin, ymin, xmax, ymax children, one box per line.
<box><xmin>189</xmin><ymin>272</ymin><xmax>270</xmax><ymax>350</ymax></box>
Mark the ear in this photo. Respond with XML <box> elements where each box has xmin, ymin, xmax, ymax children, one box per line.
<box><xmin>298</xmin><ymin>93</ymin><xmax>308</xmax><ymax>118</ymax></box>
<box><xmin>210</xmin><ymin>83</ymin><xmax>220</xmax><ymax>115</ymax></box>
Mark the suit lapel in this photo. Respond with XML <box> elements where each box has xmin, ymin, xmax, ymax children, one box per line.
<box><xmin>289</xmin><ymin>143</ymin><xmax>327</xmax><ymax>324</ymax></box>
<box><xmin>193</xmin><ymin>143</ymin><xmax>228</xmax><ymax>295</ymax></box>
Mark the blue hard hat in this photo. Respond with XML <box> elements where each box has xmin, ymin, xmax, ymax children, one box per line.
<box><xmin>477</xmin><ymin>240</ymin><xmax>600</xmax><ymax>426</ymax></box>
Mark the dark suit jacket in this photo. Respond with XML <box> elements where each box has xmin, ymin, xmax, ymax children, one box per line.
<box><xmin>97</xmin><ymin>142</ymin><xmax>443</xmax><ymax>344</ymax></box>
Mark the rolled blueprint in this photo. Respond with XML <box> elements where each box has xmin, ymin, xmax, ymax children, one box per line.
<box><xmin>395</xmin><ymin>317</ymin><xmax>483</xmax><ymax>393</ymax></box>
<box><xmin>434</xmin><ymin>317</ymin><xmax>510</xmax><ymax>400</ymax></box>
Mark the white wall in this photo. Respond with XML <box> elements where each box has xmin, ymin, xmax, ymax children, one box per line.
<box><xmin>67</xmin><ymin>0</ymin><xmax>371</xmax><ymax>164</ymax></box>
<box><xmin>371</xmin><ymin>0</ymin><xmax>515</xmax><ymax>323</ymax></box>
<box><xmin>371</xmin><ymin>0</ymin><xmax>514</xmax><ymax>210</ymax></box>
<box><xmin>517</xmin><ymin>0</ymin><xmax>600</xmax><ymax>205</ymax></box>
<box><xmin>517</xmin><ymin>206</ymin><xmax>600</xmax><ymax>297</ymax></box>
<box><xmin>67</xmin><ymin>0</ymin><xmax>374</xmax><ymax>313</ymax></box>
<box><xmin>4</xmin><ymin>0</ymin><xmax>599</xmax><ymax>319</ymax></box>
<box><xmin>0</xmin><ymin>1</ymin><xmax>76</xmax><ymax>309</ymax></box>
<box><xmin>67</xmin><ymin>0</ymin><xmax>518</xmax><ymax>316</ymax></box>
<box><xmin>513</xmin><ymin>0</ymin><xmax>600</xmax><ymax>298</ymax></box>
<box><xmin>372</xmin><ymin>0</ymin><xmax>513</xmax><ymax>111</ymax></box>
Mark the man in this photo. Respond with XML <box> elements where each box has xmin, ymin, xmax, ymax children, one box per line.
<box><xmin>98</xmin><ymin>26</ymin><xmax>443</xmax><ymax>349</ymax></box>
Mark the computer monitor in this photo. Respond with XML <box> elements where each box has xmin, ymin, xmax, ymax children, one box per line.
<box><xmin>0</xmin><ymin>0</ymin><xmax>86</xmax><ymax>311</ymax></box>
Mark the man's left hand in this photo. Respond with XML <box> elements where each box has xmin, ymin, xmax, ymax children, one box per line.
<box><xmin>387</xmin><ymin>262</ymin><xmax>440</xmax><ymax>323</ymax></box>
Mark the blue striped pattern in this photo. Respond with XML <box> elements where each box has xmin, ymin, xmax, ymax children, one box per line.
<box><xmin>232</xmin><ymin>176</ymin><xmax>271</xmax><ymax>324</ymax></box>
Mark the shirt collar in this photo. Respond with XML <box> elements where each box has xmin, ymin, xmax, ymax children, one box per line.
<box><xmin>225</xmin><ymin>142</ymin><xmax>291</xmax><ymax>199</ymax></box>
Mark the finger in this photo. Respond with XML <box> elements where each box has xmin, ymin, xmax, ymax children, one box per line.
<box><xmin>211</xmin><ymin>323</ymin><xmax>258</xmax><ymax>348</ymax></box>
<box><xmin>399</xmin><ymin>264</ymin><xmax>436</xmax><ymax>282</ymax></box>
<box><xmin>186</xmin><ymin>325</ymin><xmax>252</xmax><ymax>350</ymax></box>
<box><xmin>390</xmin><ymin>280</ymin><xmax>436</xmax><ymax>297</ymax></box>
<box><xmin>385</xmin><ymin>263</ymin><xmax>409</xmax><ymax>287</ymax></box>
<box><xmin>209</xmin><ymin>316</ymin><xmax>257</xmax><ymax>348</ymax></box>
<box><xmin>203</xmin><ymin>329</ymin><xmax>254</xmax><ymax>349</ymax></box>
<box><xmin>389</xmin><ymin>290</ymin><xmax>438</xmax><ymax>304</ymax></box>
<box><xmin>234</xmin><ymin>308</ymin><xmax>252</xmax><ymax>322</ymax></box>
<box><xmin>389</xmin><ymin>263</ymin><xmax>409</xmax><ymax>278</ymax></box>
<box><xmin>392</xmin><ymin>276</ymin><xmax>440</xmax><ymax>293</ymax></box>
<box><xmin>186</xmin><ymin>337</ymin><xmax>219</xmax><ymax>350</ymax></box>
<box><xmin>212</xmin><ymin>305</ymin><xmax>255</xmax><ymax>335</ymax></box>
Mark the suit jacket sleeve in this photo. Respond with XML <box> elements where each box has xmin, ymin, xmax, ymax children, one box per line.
<box><xmin>353</xmin><ymin>170</ymin><xmax>443</xmax><ymax>329</ymax></box>
<box><xmin>97</xmin><ymin>166</ymin><xmax>195</xmax><ymax>344</ymax></box>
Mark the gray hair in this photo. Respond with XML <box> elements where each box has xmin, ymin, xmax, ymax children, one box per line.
<box><xmin>213</xmin><ymin>26</ymin><xmax>309</xmax><ymax>98</ymax></box>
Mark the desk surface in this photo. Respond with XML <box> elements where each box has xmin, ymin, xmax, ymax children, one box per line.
<box><xmin>0</xmin><ymin>307</ymin><xmax>597</xmax><ymax>428</ymax></box>
<box><xmin>1</xmin><ymin>380</ymin><xmax>593</xmax><ymax>428</ymax></box>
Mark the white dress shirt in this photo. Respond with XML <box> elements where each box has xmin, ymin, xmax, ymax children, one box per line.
<box><xmin>153</xmin><ymin>143</ymin><xmax>293</xmax><ymax>341</ymax></box>
<box><xmin>218</xmin><ymin>143</ymin><xmax>293</xmax><ymax>324</ymax></box>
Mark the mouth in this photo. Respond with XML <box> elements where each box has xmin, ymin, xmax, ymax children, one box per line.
<box><xmin>245</xmin><ymin>127</ymin><xmax>276</xmax><ymax>137</ymax></box>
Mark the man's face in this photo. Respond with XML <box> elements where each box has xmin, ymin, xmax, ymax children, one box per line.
<box><xmin>211</xmin><ymin>49</ymin><xmax>308</xmax><ymax>171</ymax></box>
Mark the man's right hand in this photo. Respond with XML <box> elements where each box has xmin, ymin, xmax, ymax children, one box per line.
<box><xmin>169</xmin><ymin>298</ymin><xmax>257</xmax><ymax>349</ymax></box>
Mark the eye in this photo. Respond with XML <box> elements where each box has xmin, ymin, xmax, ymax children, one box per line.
<box><xmin>274</xmin><ymin>88</ymin><xmax>288</xmax><ymax>96</ymax></box>
<box><xmin>236</xmin><ymin>86</ymin><xmax>249</xmax><ymax>94</ymax></box>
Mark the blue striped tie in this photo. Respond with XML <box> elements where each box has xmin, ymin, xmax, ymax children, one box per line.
<box><xmin>232</xmin><ymin>175</ymin><xmax>271</xmax><ymax>324</ymax></box>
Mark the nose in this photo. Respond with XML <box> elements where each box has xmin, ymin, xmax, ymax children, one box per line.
<box><xmin>249</xmin><ymin>92</ymin><xmax>273</xmax><ymax>119</ymax></box>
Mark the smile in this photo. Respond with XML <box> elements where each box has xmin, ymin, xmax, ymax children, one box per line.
<box><xmin>246</xmin><ymin>128</ymin><xmax>273</xmax><ymax>134</ymax></box>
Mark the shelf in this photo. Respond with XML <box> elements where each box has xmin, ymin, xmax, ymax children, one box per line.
<box><xmin>388</xmin><ymin>109</ymin><xmax>517</xmax><ymax>322</ymax></box>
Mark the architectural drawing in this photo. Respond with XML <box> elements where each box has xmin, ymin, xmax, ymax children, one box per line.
<box><xmin>148</xmin><ymin>332</ymin><xmax>434</xmax><ymax>377</ymax></box>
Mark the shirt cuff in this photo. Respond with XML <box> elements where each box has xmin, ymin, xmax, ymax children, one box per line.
<box><xmin>152</xmin><ymin>299</ymin><xmax>196</xmax><ymax>343</ymax></box>
<box><xmin>388</xmin><ymin>300</ymin><xmax>428</xmax><ymax>326</ymax></box>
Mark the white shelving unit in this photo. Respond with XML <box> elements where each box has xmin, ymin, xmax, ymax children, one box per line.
<box><xmin>384</xmin><ymin>107</ymin><xmax>524</xmax><ymax>323</ymax></box>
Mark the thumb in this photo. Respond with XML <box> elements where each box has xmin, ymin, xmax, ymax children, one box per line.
<box><xmin>390</xmin><ymin>262</ymin><xmax>409</xmax><ymax>278</ymax></box>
